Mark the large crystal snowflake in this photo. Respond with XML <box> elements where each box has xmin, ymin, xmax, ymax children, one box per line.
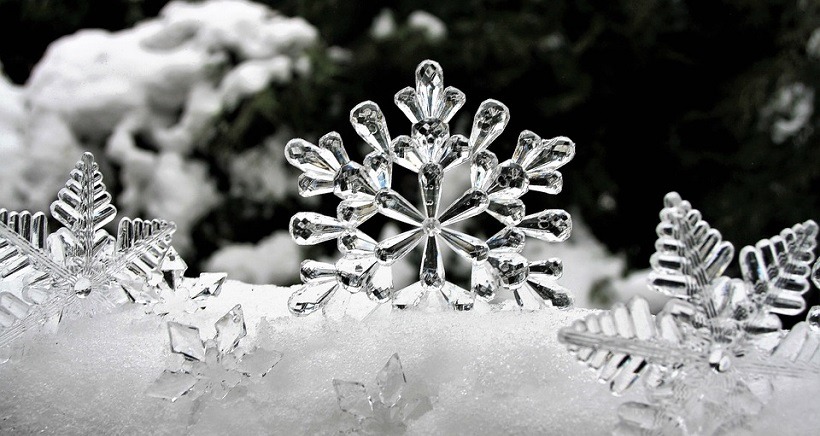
<box><xmin>558</xmin><ymin>192</ymin><xmax>819</xmax><ymax>435</ymax></box>
<box><xmin>333</xmin><ymin>353</ymin><xmax>432</xmax><ymax>434</ymax></box>
<box><xmin>0</xmin><ymin>152</ymin><xmax>177</xmax><ymax>347</ymax></box>
<box><xmin>147</xmin><ymin>304</ymin><xmax>282</xmax><ymax>402</ymax></box>
<box><xmin>285</xmin><ymin>59</ymin><xmax>574</xmax><ymax>315</ymax></box>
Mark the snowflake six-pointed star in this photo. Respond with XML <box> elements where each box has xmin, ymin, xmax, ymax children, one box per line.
<box><xmin>147</xmin><ymin>304</ymin><xmax>283</xmax><ymax>403</ymax></box>
<box><xmin>0</xmin><ymin>152</ymin><xmax>177</xmax><ymax>347</ymax></box>
<box><xmin>558</xmin><ymin>192</ymin><xmax>819</xmax><ymax>435</ymax></box>
<box><xmin>333</xmin><ymin>353</ymin><xmax>432</xmax><ymax>434</ymax></box>
<box><xmin>285</xmin><ymin>59</ymin><xmax>575</xmax><ymax>316</ymax></box>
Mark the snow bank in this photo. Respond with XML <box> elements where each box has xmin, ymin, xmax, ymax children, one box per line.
<box><xmin>0</xmin><ymin>280</ymin><xmax>816</xmax><ymax>434</ymax></box>
<box><xmin>0</xmin><ymin>0</ymin><xmax>319</xmax><ymax>254</ymax></box>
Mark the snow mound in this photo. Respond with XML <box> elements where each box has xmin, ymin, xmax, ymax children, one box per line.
<box><xmin>0</xmin><ymin>0</ymin><xmax>319</xmax><ymax>255</ymax></box>
<box><xmin>0</xmin><ymin>281</ymin><xmax>816</xmax><ymax>434</ymax></box>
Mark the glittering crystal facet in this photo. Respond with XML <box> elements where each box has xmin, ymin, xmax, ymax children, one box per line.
<box><xmin>214</xmin><ymin>304</ymin><xmax>246</xmax><ymax>355</ymax></box>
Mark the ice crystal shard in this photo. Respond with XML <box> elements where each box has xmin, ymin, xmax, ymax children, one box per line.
<box><xmin>0</xmin><ymin>152</ymin><xmax>177</xmax><ymax>347</ymax></box>
<box><xmin>286</xmin><ymin>59</ymin><xmax>575</xmax><ymax>315</ymax></box>
<box><xmin>148</xmin><ymin>305</ymin><xmax>282</xmax><ymax>403</ymax></box>
<box><xmin>333</xmin><ymin>353</ymin><xmax>429</xmax><ymax>434</ymax></box>
<box><xmin>558</xmin><ymin>192</ymin><xmax>819</xmax><ymax>435</ymax></box>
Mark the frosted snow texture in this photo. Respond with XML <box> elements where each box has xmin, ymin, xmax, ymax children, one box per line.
<box><xmin>1</xmin><ymin>280</ymin><xmax>818</xmax><ymax>434</ymax></box>
<box><xmin>559</xmin><ymin>192</ymin><xmax>819</xmax><ymax>435</ymax></box>
<box><xmin>285</xmin><ymin>59</ymin><xmax>575</xmax><ymax>316</ymax></box>
<box><xmin>0</xmin><ymin>152</ymin><xmax>176</xmax><ymax>347</ymax></box>
<box><xmin>147</xmin><ymin>304</ymin><xmax>282</xmax><ymax>405</ymax></box>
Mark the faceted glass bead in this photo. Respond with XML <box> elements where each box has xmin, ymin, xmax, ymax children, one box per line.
<box><xmin>438</xmin><ymin>86</ymin><xmax>466</xmax><ymax>123</ymax></box>
<box><xmin>470</xmin><ymin>150</ymin><xmax>498</xmax><ymax>190</ymax></box>
<box><xmin>394</xmin><ymin>87</ymin><xmax>423</xmax><ymax>124</ymax></box>
<box><xmin>289</xmin><ymin>213</ymin><xmax>346</xmax><ymax>245</ymax></box>
<box><xmin>415</xmin><ymin>60</ymin><xmax>444</xmax><ymax>118</ymax></box>
<box><xmin>412</xmin><ymin>119</ymin><xmax>449</xmax><ymax>160</ymax></box>
<box><xmin>419</xmin><ymin>164</ymin><xmax>443</xmax><ymax>219</ymax></box>
<box><xmin>392</xmin><ymin>136</ymin><xmax>425</xmax><ymax>172</ymax></box>
<box><xmin>518</xmin><ymin>210</ymin><xmax>572</xmax><ymax>242</ymax></box>
<box><xmin>488</xmin><ymin>253</ymin><xmax>529</xmax><ymax>288</ymax></box>
<box><xmin>350</xmin><ymin>101</ymin><xmax>391</xmax><ymax>155</ymax></box>
<box><xmin>469</xmin><ymin>99</ymin><xmax>509</xmax><ymax>153</ymax></box>
<box><xmin>487</xmin><ymin>199</ymin><xmax>525</xmax><ymax>226</ymax></box>
<box><xmin>487</xmin><ymin>161</ymin><xmax>529</xmax><ymax>199</ymax></box>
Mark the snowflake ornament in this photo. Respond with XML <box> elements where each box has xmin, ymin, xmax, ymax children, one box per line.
<box><xmin>0</xmin><ymin>152</ymin><xmax>177</xmax><ymax>347</ymax></box>
<box><xmin>147</xmin><ymin>304</ymin><xmax>282</xmax><ymax>402</ymax></box>
<box><xmin>333</xmin><ymin>353</ymin><xmax>432</xmax><ymax>434</ymax></box>
<box><xmin>558</xmin><ymin>192</ymin><xmax>819</xmax><ymax>435</ymax></box>
<box><xmin>149</xmin><ymin>259</ymin><xmax>228</xmax><ymax>318</ymax></box>
<box><xmin>285</xmin><ymin>59</ymin><xmax>574</xmax><ymax>316</ymax></box>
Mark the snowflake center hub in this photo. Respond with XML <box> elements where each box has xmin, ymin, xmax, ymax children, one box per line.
<box><xmin>422</xmin><ymin>218</ymin><xmax>442</xmax><ymax>236</ymax></box>
<box><xmin>74</xmin><ymin>277</ymin><xmax>92</xmax><ymax>298</ymax></box>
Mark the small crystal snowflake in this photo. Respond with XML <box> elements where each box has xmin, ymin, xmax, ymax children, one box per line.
<box><xmin>285</xmin><ymin>59</ymin><xmax>574</xmax><ymax>316</ymax></box>
<box><xmin>333</xmin><ymin>353</ymin><xmax>432</xmax><ymax>434</ymax></box>
<box><xmin>558</xmin><ymin>192</ymin><xmax>819</xmax><ymax>435</ymax></box>
<box><xmin>147</xmin><ymin>252</ymin><xmax>227</xmax><ymax>318</ymax></box>
<box><xmin>147</xmin><ymin>304</ymin><xmax>282</xmax><ymax>402</ymax></box>
<box><xmin>0</xmin><ymin>152</ymin><xmax>177</xmax><ymax>347</ymax></box>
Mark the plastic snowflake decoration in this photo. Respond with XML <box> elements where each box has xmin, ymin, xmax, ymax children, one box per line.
<box><xmin>333</xmin><ymin>353</ymin><xmax>432</xmax><ymax>434</ymax></box>
<box><xmin>145</xmin><ymin>248</ymin><xmax>227</xmax><ymax>317</ymax></box>
<box><xmin>559</xmin><ymin>192</ymin><xmax>819</xmax><ymax>435</ymax></box>
<box><xmin>285</xmin><ymin>59</ymin><xmax>574</xmax><ymax>316</ymax></box>
<box><xmin>147</xmin><ymin>304</ymin><xmax>282</xmax><ymax>402</ymax></box>
<box><xmin>0</xmin><ymin>152</ymin><xmax>176</xmax><ymax>347</ymax></box>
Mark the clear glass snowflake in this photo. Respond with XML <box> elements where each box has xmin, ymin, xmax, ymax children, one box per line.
<box><xmin>0</xmin><ymin>152</ymin><xmax>177</xmax><ymax>347</ymax></box>
<box><xmin>285</xmin><ymin>59</ymin><xmax>574</xmax><ymax>316</ymax></box>
<box><xmin>333</xmin><ymin>353</ymin><xmax>432</xmax><ymax>434</ymax></box>
<box><xmin>147</xmin><ymin>304</ymin><xmax>282</xmax><ymax>402</ymax></box>
<box><xmin>147</xmin><ymin>251</ymin><xmax>227</xmax><ymax>318</ymax></box>
<box><xmin>558</xmin><ymin>192</ymin><xmax>819</xmax><ymax>435</ymax></box>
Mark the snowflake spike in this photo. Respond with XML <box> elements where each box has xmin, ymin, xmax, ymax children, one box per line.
<box><xmin>415</xmin><ymin>59</ymin><xmax>444</xmax><ymax>119</ymax></box>
<box><xmin>469</xmin><ymin>99</ymin><xmax>510</xmax><ymax>154</ymax></box>
<box><xmin>50</xmin><ymin>152</ymin><xmax>117</xmax><ymax>252</ymax></box>
<box><xmin>111</xmin><ymin>217</ymin><xmax>176</xmax><ymax>279</ymax></box>
<box><xmin>350</xmin><ymin>101</ymin><xmax>391</xmax><ymax>155</ymax></box>
<box><xmin>284</xmin><ymin>137</ymin><xmax>342</xmax><ymax>177</ymax></box>
<box><xmin>739</xmin><ymin>219</ymin><xmax>819</xmax><ymax>316</ymax></box>
<box><xmin>0</xmin><ymin>210</ymin><xmax>54</xmax><ymax>279</ymax></box>
<box><xmin>395</xmin><ymin>87</ymin><xmax>423</xmax><ymax>124</ymax></box>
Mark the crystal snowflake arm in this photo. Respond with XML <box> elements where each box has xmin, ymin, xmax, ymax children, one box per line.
<box><xmin>49</xmin><ymin>152</ymin><xmax>117</xmax><ymax>273</ymax></box>
<box><xmin>558</xmin><ymin>297</ymin><xmax>697</xmax><ymax>394</ymax></box>
<box><xmin>648</xmin><ymin>192</ymin><xmax>734</xmax><ymax>309</ymax></box>
<box><xmin>351</xmin><ymin>102</ymin><xmax>391</xmax><ymax>155</ymax></box>
<box><xmin>0</xmin><ymin>209</ymin><xmax>73</xmax><ymax>282</ymax></box>
<box><xmin>99</xmin><ymin>218</ymin><xmax>176</xmax><ymax>280</ymax></box>
<box><xmin>736</xmin><ymin>318</ymin><xmax>820</xmax><ymax>379</ymax></box>
<box><xmin>739</xmin><ymin>220</ymin><xmax>818</xmax><ymax>316</ymax></box>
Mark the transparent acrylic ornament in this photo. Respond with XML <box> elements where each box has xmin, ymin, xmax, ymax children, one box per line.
<box><xmin>558</xmin><ymin>192</ymin><xmax>819</xmax><ymax>435</ymax></box>
<box><xmin>0</xmin><ymin>152</ymin><xmax>177</xmax><ymax>347</ymax></box>
<box><xmin>332</xmin><ymin>353</ymin><xmax>432</xmax><ymax>434</ymax></box>
<box><xmin>147</xmin><ymin>304</ymin><xmax>282</xmax><ymax>402</ymax></box>
<box><xmin>285</xmin><ymin>59</ymin><xmax>575</xmax><ymax>316</ymax></box>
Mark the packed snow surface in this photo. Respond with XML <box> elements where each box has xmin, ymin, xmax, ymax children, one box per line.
<box><xmin>0</xmin><ymin>281</ymin><xmax>817</xmax><ymax>435</ymax></box>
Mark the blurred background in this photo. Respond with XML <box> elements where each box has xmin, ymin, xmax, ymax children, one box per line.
<box><xmin>0</xmin><ymin>0</ymin><xmax>818</xmax><ymax>318</ymax></box>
